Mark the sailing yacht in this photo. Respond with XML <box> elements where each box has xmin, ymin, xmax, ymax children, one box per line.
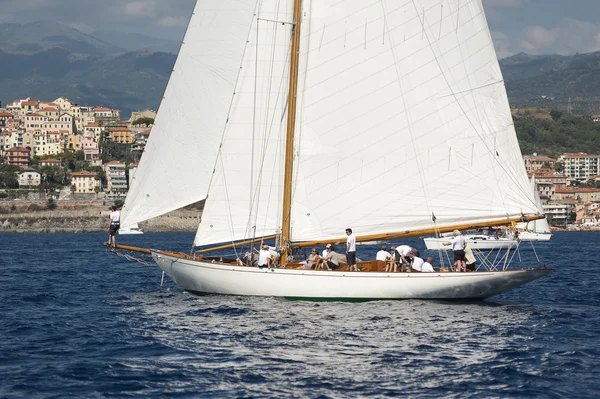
<box><xmin>115</xmin><ymin>0</ymin><xmax>552</xmax><ymax>299</ymax></box>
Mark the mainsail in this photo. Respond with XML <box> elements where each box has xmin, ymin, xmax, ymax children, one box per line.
<box><xmin>290</xmin><ymin>0</ymin><xmax>539</xmax><ymax>242</ymax></box>
<box><xmin>121</xmin><ymin>0</ymin><xmax>258</xmax><ymax>230</ymax></box>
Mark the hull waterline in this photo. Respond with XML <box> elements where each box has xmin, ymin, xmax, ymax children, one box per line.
<box><xmin>152</xmin><ymin>252</ymin><xmax>552</xmax><ymax>300</ymax></box>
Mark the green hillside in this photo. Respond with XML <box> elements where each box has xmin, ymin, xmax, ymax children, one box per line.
<box><xmin>513</xmin><ymin>107</ymin><xmax>600</xmax><ymax>157</ymax></box>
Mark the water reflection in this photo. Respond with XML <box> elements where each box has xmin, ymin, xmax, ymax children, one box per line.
<box><xmin>112</xmin><ymin>292</ymin><xmax>547</xmax><ymax>397</ymax></box>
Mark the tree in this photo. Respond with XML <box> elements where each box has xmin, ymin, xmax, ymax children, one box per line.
<box><xmin>554</xmin><ymin>162</ymin><xmax>564</xmax><ymax>173</ymax></box>
<box><xmin>549</xmin><ymin>109</ymin><xmax>563</xmax><ymax>121</ymax></box>
<box><xmin>46</xmin><ymin>198</ymin><xmax>57</xmax><ymax>210</ymax></box>
<box><xmin>131</xmin><ymin>117</ymin><xmax>154</xmax><ymax>127</ymax></box>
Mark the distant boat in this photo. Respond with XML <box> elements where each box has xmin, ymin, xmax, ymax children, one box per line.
<box><xmin>423</xmin><ymin>234</ymin><xmax>517</xmax><ymax>250</ymax></box>
<box><xmin>118</xmin><ymin>223</ymin><xmax>143</xmax><ymax>235</ymax></box>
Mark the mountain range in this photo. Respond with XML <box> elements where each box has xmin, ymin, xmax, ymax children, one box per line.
<box><xmin>1</xmin><ymin>21</ymin><xmax>600</xmax><ymax>118</ymax></box>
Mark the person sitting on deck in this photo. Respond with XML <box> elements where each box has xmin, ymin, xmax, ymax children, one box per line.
<box><xmin>410</xmin><ymin>251</ymin><xmax>425</xmax><ymax>272</ymax></box>
<box><xmin>376</xmin><ymin>246</ymin><xmax>391</xmax><ymax>261</ymax></box>
<box><xmin>322</xmin><ymin>245</ymin><xmax>340</xmax><ymax>270</ymax></box>
<box><xmin>297</xmin><ymin>248</ymin><xmax>319</xmax><ymax>269</ymax></box>
<box><xmin>385</xmin><ymin>247</ymin><xmax>397</xmax><ymax>272</ymax></box>
<box><xmin>422</xmin><ymin>257</ymin><xmax>435</xmax><ymax>272</ymax></box>
<box><xmin>256</xmin><ymin>243</ymin><xmax>275</xmax><ymax>270</ymax></box>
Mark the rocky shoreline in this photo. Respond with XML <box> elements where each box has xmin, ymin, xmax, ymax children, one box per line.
<box><xmin>0</xmin><ymin>200</ymin><xmax>201</xmax><ymax>233</ymax></box>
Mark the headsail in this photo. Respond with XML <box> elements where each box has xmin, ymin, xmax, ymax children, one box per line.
<box><xmin>290</xmin><ymin>0</ymin><xmax>539</xmax><ymax>242</ymax></box>
<box><xmin>121</xmin><ymin>0</ymin><xmax>259</xmax><ymax>231</ymax></box>
<box><xmin>193</xmin><ymin>0</ymin><xmax>294</xmax><ymax>247</ymax></box>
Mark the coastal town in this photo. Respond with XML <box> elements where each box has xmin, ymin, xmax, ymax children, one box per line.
<box><xmin>0</xmin><ymin>96</ymin><xmax>599</xmax><ymax>230</ymax></box>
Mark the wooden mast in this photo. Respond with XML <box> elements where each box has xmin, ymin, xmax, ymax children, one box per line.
<box><xmin>280</xmin><ymin>0</ymin><xmax>302</xmax><ymax>265</ymax></box>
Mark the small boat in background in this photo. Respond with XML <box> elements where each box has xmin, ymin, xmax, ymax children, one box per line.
<box><xmin>424</xmin><ymin>233</ymin><xmax>517</xmax><ymax>250</ymax></box>
<box><xmin>118</xmin><ymin>223</ymin><xmax>143</xmax><ymax>235</ymax></box>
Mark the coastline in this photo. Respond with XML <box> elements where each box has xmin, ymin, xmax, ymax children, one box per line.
<box><xmin>0</xmin><ymin>200</ymin><xmax>201</xmax><ymax>233</ymax></box>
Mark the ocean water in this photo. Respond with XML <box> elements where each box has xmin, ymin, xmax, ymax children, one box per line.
<box><xmin>1</xmin><ymin>232</ymin><xmax>599</xmax><ymax>398</ymax></box>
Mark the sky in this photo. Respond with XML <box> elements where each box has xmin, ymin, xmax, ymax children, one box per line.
<box><xmin>1</xmin><ymin>0</ymin><xmax>600</xmax><ymax>58</ymax></box>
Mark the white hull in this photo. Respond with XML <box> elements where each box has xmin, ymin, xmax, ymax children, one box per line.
<box><xmin>152</xmin><ymin>252</ymin><xmax>551</xmax><ymax>300</ymax></box>
<box><xmin>423</xmin><ymin>236</ymin><xmax>517</xmax><ymax>250</ymax></box>
<box><xmin>517</xmin><ymin>231</ymin><xmax>552</xmax><ymax>241</ymax></box>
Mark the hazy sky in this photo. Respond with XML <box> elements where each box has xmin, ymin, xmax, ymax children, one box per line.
<box><xmin>1</xmin><ymin>0</ymin><xmax>600</xmax><ymax>57</ymax></box>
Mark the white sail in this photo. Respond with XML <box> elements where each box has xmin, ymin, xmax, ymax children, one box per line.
<box><xmin>517</xmin><ymin>178</ymin><xmax>551</xmax><ymax>234</ymax></box>
<box><xmin>290</xmin><ymin>0</ymin><xmax>539</xmax><ymax>242</ymax></box>
<box><xmin>193</xmin><ymin>1</ymin><xmax>294</xmax><ymax>247</ymax></box>
<box><xmin>120</xmin><ymin>0</ymin><xmax>258</xmax><ymax>231</ymax></box>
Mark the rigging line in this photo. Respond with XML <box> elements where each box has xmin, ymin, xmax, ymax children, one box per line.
<box><xmin>217</xmin><ymin>154</ymin><xmax>241</xmax><ymax>260</ymax></box>
<box><xmin>290</xmin><ymin>0</ymin><xmax>314</xmax><ymax>235</ymax></box>
<box><xmin>249</xmin><ymin>14</ymin><xmax>260</xmax><ymax>234</ymax></box>
<box><xmin>244</xmin><ymin>15</ymin><xmax>289</xmax><ymax>242</ymax></box>
<box><xmin>198</xmin><ymin>0</ymin><xmax>263</xmax><ymax>241</ymax></box>
<box><xmin>256</xmin><ymin>0</ymin><xmax>284</xmax><ymax>237</ymax></box>
<box><xmin>380</xmin><ymin>0</ymin><xmax>436</xmax><ymax>230</ymax></box>
<box><xmin>411</xmin><ymin>0</ymin><xmax>538</xmax><ymax>212</ymax></box>
<box><xmin>248</xmin><ymin>28</ymin><xmax>293</xmax><ymax>240</ymax></box>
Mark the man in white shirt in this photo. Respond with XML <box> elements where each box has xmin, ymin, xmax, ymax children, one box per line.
<box><xmin>376</xmin><ymin>246</ymin><xmax>391</xmax><ymax>261</ymax></box>
<box><xmin>411</xmin><ymin>254</ymin><xmax>425</xmax><ymax>272</ymax></box>
<box><xmin>422</xmin><ymin>257</ymin><xmax>435</xmax><ymax>272</ymax></box>
<box><xmin>346</xmin><ymin>228</ymin><xmax>358</xmax><ymax>271</ymax></box>
<box><xmin>257</xmin><ymin>244</ymin><xmax>273</xmax><ymax>270</ymax></box>
<box><xmin>107</xmin><ymin>205</ymin><xmax>120</xmax><ymax>247</ymax></box>
<box><xmin>443</xmin><ymin>230</ymin><xmax>466</xmax><ymax>272</ymax></box>
<box><xmin>395</xmin><ymin>245</ymin><xmax>414</xmax><ymax>271</ymax></box>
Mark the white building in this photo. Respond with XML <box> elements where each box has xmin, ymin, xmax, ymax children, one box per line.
<box><xmin>18</xmin><ymin>170</ymin><xmax>41</xmax><ymax>187</ymax></box>
<box><xmin>559</xmin><ymin>153</ymin><xmax>600</xmax><ymax>180</ymax></box>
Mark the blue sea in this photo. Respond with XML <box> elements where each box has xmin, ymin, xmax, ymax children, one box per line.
<box><xmin>1</xmin><ymin>231</ymin><xmax>599</xmax><ymax>398</ymax></box>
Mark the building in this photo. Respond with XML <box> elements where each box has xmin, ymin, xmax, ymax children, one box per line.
<box><xmin>523</xmin><ymin>154</ymin><xmax>556</xmax><ymax>174</ymax></box>
<box><xmin>104</xmin><ymin>161</ymin><xmax>127</xmax><ymax>197</ymax></box>
<box><xmin>53</xmin><ymin>97</ymin><xmax>74</xmax><ymax>110</ymax></box>
<box><xmin>71</xmin><ymin>170</ymin><xmax>100</xmax><ymax>196</ymax></box>
<box><xmin>554</xmin><ymin>188</ymin><xmax>600</xmax><ymax>203</ymax></box>
<box><xmin>82</xmin><ymin>136</ymin><xmax>101</xmax><ymax>166</ymax></box>
<box><xmin>107</xmin><ymin>127</ymin><xmax>134</xmax><ymax>144</ymax></box>
<box><xmin>40</xmin><ymin>158</ymin><xmax>62</xmax><ymax>167</ymax></box>
<box><xmin>5</xmin><ymin>147</ymin><xmax>31</xmax><ymax>166</ymax></box>
<box><xmin>24</xmin><ymin>113</ymin><xmax>48</xmax><ymax>130</ymax></box>
<box><xmin>543</xmin><ymin>202</ymin><xmax>575</xmax><ymax>225</ymax></box>
<box><xmin>0</xmin><ymin>111</ymin><xmax>14</xmax><ymax>130</ymax></box>
<box><xmin>129</xmin><ymin>109</ymin><xmax>156</xmax><ymax>125</ymax></box>
<box><xmin>529</xmin><ymin>168</ymin><xmax>567</xmax><ymax>200</ymax></box>
<box><xmin>131</xmin><ymin>129</ymin><xmax>150</xmax><ymax>154</ymax></box>
<box><xmin>18</xmin><ymin>169</ymin><xmax>41</xmax><ymax>187</ymax></box>
<box><xmin>65</xmin><ymin>134</ymin><xmax>82</xmax><ymax>151</ymax></box>
<box><xmin>559</xmin><ymin>153</ymin><xmax>600</xmax><ymax>180</ymax></box>
<box><xmin>84</xmin><ymin>123</ymin><xmax>105</xmax><ymax>141</ymax></box>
